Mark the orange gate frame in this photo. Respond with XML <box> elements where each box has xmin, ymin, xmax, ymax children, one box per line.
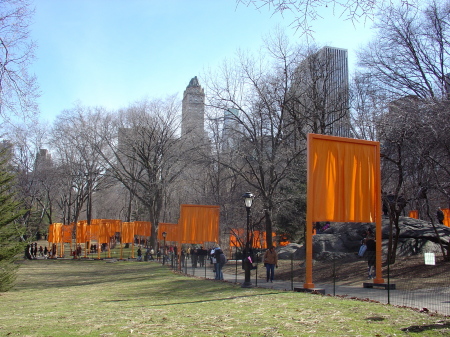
<box><xmin>305</xmin><ymin>134</ymin><xmax>384</xmax><ymax>288</ymax></box>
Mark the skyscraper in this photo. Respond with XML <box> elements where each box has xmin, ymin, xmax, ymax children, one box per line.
<box><xmin>181</xmin><ymin>76</ymin><xmax>205</xmax><ymax>141</ymax></box>
<box><xmin>222</xmin><ymin>108</ymin><xmax>240</xmax><ymax>150</ymax></box>
<box><xmin>292</xmin><ymin>46</ymin><xmax>351</xmax><ymax>137</ymax></box>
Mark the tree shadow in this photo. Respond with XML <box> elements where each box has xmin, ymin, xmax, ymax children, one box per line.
<box><xmin>401</xmin><ymin>321</ymin><xmax>450</xmax><ymax>333</ymax></box>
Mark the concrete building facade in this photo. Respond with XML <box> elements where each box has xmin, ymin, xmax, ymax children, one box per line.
<box><xmin>293</xmin><ymin>46</ymin><xmax>351</xmax><ymax>138</ymax></box>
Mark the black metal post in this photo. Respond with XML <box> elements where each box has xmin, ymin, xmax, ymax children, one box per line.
<box><xmin>242</xmin><ymin>206</ymin><xmax>252</xmax><ymax>288</ymax></box>
<box><xmin>162</xmin><ymin>237</ymin><xmax>166</xmax><ymax>265</ymax></box>
<box><xmin>235</xmin><ymin>245</ymin><xmax>238</xmax><ymax>283</ymax></box>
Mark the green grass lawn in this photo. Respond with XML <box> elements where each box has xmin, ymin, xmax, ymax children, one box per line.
<box><xmin>1</xmin><ymin>259</ymin><xmax>449</xmax><ymax>336</ymax></box>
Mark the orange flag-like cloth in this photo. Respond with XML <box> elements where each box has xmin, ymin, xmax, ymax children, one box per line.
<box><xmin>76</xmin><ymin>221</ymin><xmax>87</xmax><ymax>243</ymax></box>
<box><xmin>52</xmin><ymin>223</ymin><xmax>63</xmax><ymax>243</ymax></box>
<box><xmin>178</xmin><ymin>205</ymin><xmax>220</xmax><ymax>244</ymax></box>
<box><xmin>409</xmin><ymin>210</ymin><xmax>419</xmax><ymax>219</ymax></box>
<box><xmin>443</xmin><ymin>209</ymin><xmax>450</xmax><ymax>227</ymax></box>
<box><xmin>98</xmin><ymin>221</ymin><xmax>110</xmax><ymax>244</ymax></box>
<box><xmin>309</xmin><ymin>135</ymin><xmax>380</xmax><ymax>222</ymax></box>
<box><xmin>158</xmin><ymin>223</ymin><xmax>178</xmax><ymax>242</ymax></box>
<box><xmin>62</xmin><ymin>225</ymin><xmax>72</xmax><ymax>243</ymax></box>
<box><xmin>88</xmin><ymin>220</ymin><xmax>100</xmax><ymax>242</ymax></box>
<box><xmin>229</xmin><ymin>228</ymin><xmax>245</xmax><ymax>248</ymax></box>
<box><xmin>121</xmin><ymin>222</ymin><xmax>134</xmax><ymax>243</ymax></box>
<box><xmin>134</xmin><ymin>221</ymin><xmax>151</xmax><ymax>237</ymax></box>
<box><xmin>48</xmin><ymin>224</ymin><xmax>54</xmax><ymax>243</ymax></box>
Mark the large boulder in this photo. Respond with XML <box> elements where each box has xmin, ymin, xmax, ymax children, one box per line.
<box><xmin>277</xmin><ymin>243</ymin><xmax>304</xmax><ymax>259</ymax></box>
<box><xmin>276</xmin><ymin>217</ymin><xmax>450</xmax><ymax>260</ymax></box>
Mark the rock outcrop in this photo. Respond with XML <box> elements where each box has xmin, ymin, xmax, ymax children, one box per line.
<box><xmin>277</xmin><ymin>216</ymin><xmax>450</xmax><ymax>260</ymax></box>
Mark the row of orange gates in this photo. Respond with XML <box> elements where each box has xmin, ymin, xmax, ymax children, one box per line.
<box><xmin>47</xmin><ymin>204</ymin><xmax>286</xmax><ymax>260</ymax></box>
<box><xmin>408</xmin><ymin>209</ymin><xmax>450</xmax><ymax>226</ymax></box>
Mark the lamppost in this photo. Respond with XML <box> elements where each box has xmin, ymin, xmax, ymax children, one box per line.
<box><xmin>242</xmin><ymin>192</ymin><xmax>254</xmax><ymax>288</ymax></box>
<box><xmin>162</xmin><ymin>231</ymin><xmax>167</xmax><ymax>265</ymax></box>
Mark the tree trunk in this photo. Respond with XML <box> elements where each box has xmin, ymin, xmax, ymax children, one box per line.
<box><xmin>264</xmin><ymin>207</ymin><xmax>273</xmax><ymax>248</ymax></box>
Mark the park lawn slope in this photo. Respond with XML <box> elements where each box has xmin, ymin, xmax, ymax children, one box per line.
<box><xmin>0</xmin><ymin>259</ymin><xmax>448</xmax><ymax>336</ymax></box>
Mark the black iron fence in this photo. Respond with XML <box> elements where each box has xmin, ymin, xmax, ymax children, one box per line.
<box><xmin>170</xmin><ymin>251</ymin><xmax>450</xmax><ymax>316</ymax></box>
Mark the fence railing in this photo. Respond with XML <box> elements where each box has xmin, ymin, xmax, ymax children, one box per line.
<box><xmin>172</xmin><ymin>252</ymin><xmax>450</xmax><ymax>316</ymax></box>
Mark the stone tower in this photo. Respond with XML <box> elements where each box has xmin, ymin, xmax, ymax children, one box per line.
<box><xmin>181</xmin><ymin>76</ymin><xmax>205</xmax><ymax>141</ymax></box>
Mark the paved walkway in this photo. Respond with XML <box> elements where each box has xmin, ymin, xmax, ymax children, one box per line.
<box><xmin>175</xmin><ymin>262</ymin><xmax>450</xmax><ymax>316</ymax></box>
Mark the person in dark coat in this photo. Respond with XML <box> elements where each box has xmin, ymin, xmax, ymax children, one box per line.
<box><xmin>365</xmin><ymin>232</ymin><xmax>376</xmax><ymax>279</ymax></box>
<box><xmin>137</xmin><ymin>247</ymin><xmax>142</xmax><ymax>261</ymax></box>
<box><xmin>214</xmin><ymin>248</ymin><xmax>225</xmax><ymax>280</ymax></box>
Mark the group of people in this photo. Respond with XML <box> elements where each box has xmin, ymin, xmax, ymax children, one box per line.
<box><xmin>188</xmin><ymin>247</ymin><xmax>209</xmax><ymax>268</ymax></box>
<box><xmin>209</xmin><ymin>245</ymin><xmax>279</xmax><ymax>282</ymax></box>
<box><xmin>137</xmin><ymin>246</ymin><xmax>156</xmax><ymax>261</ymax></box>
<box><xmin>25</xmin><ymin>242</ymin><xmax>56</xmax><ymax>259</ymax></box>
<box><xmin>25</xmin><ymin>243</ymin><xmax>41</xmax><ymax>259</ymax></box>
<box><xmin>180</xmin><ymin>245</ymin><xmax>279</xmax><ymax>283</ymax></box>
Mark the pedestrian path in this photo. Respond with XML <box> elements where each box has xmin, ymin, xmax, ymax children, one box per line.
<box><xmin>178</xmin><ymin>263</ymin><xmax>450</xmax><ymax>316</ymax></box>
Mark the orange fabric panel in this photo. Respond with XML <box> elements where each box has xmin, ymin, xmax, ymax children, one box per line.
<box><xmin>158</xmin><ymin>223</ymin><xmax>178</xmax><ymax>242</ymax></box>
<box><xmin>48</xmin><ymin>224</ymin><xmax>54</xmax><ymax>242</ymax></box>
<box><xmin>98</xmin><ymin>221</ymin><xmax>110</xmax><ymax>244</ymax></box>
<box><xmin>252</xmin><ymin>231</ymin><xmax>276</xmax><ymax>249</ymax></box>
<box><xmin>109</xmin><ymin>220</ymin><xmax>122</xmax><ymax>235</ymax></box>
<box><xmin>121</xmin><ymin>222</ymin><xmax>134</xmax><ymax>243</ymax></box>
<box><xmin>97</xmin><ymin>219</ymin><xmax>122</xmax><ymax>243</ymax></box>
<box><xmin>443</xmin><ymin>209</ymin><xmax>450</xmax><ymax>227</ymax></box>
<box><xmin>62</xmin><ymin>225</ymin><xmax>72</xmax><ymax>243</ymax></box>
<box><xmin>409</xmin><ymin>210</ymin><xmax>419</xmax><ymax>219</ymax></box>
<box><xmin>88</xmin><ymin>220</ymin><xmax>100</xmax><ymax>242</ymax></box>
<box><xmin>308</xmin><ymin>134</ymin><xmax>381</xmax><ymax>222</ymax></box>
<box><xmin>134</xmin><ymin>221</ymin><xmax>151</xmax><ymax>237</ymax></box>
<box><xmin>252</xmin><ymin>231</ymin><xmax>262</xmax><ymax>248</ymax></box>
<box><xmin>305</xmin><ymin>134</ymin><xmax>383</xmax><ymax>288</ymax></box>
<box><xmin>178</xmin><ymin>204</ymin><xmax>220</xmax><ymax>244</ymax></box>
<box><xmin>52</xmin><ymin>223</ymin><xmax>63</xmax><ymax>243</ymax></box>
<box><xmin>229</xmin><ymin>228</ymin><xmax>245</xmax><ymax>247</ymax></box>
<box><xmin>76</xmin><ymin>221</ymin><xmax>87</xmax><ymax>243</ymax></box>
<box><xmin>279</xmin><ymin>234</ymin><xmax>290</xmax><ymax>246</ymax></box>
<box><xmin>229</xmin><ymin>229</ymin><xmax>275</xmax><ymax>248</ymax></box>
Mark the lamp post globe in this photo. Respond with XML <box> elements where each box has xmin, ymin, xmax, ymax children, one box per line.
<box><xmin>242</xmin><ymin>192</ymin><xmax>254</xmax><ymax>288</ymax></box>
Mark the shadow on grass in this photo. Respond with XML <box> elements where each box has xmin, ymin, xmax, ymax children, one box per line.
<box><xmin>103</xmin><ymin>292</ymin><xmax>282</xmax><ymax>307</ymax></box>
<box><xmin>13</xmin><ymin>259</ymin><xmax>169</xmax><ymax>291</ymax></box>
<box><xmin>14</xmin><ymin>259</ymin><xmax>279</xmax><ymax>301</ymax></box>
<box><xmin>401</xmin><ymin>321</ymin><xmax>450</xmax><ymax>332</ymax></box>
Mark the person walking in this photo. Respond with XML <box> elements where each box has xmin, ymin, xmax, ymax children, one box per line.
<box><xmin>214</xmin><ymin>248</ymin><xmax>225</xmax><ymax>280</ymax></box>
<box><xmin>263</xmin><ymin>246</ymin><xmax>278</xmax><ymax>283</ymax></box>
<box><xmin>365</xmin><ymin>231</ymin><xmax>376</xmax><ymax>279</ymax></box>
<box><xmin>137</xmin><ymin>247</ymin><xmax>142</xmax><ymax>262</ymax></box>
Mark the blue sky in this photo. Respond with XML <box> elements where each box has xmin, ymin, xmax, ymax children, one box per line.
<box><xmin>30</xmin><ymin>0</ymin><xmax>375</xmax><ymax>122</ymax></box>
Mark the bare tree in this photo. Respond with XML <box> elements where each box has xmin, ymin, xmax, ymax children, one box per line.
<box><xmin>0</xmin><ymin>0</ymin><xmax>39</xmax><ymax>125</ymax></box>
<box><xmin>378</xmin><ymin>97</ymin><xmax>421</xmax><ymax>263</ymax></box>
<box><xmin>10</xmin><ymin>122</ymin><xmax>52</xmax><ymax>239</ymax></box>
<box><xmin>236</xmin><ymin>0</ymin><xmax>417</xmax><ymax>33</ymax></box>
<box><xmin>206</xmin><ymin>32</ymin><xmax>304</xmax><ymax>248</ymax></box>
<box><xmin>94</xmin><ymin>97</ymin><xmax>183</xmax><ymax>248</ymax></box>
<box><xmin>349</xmin><ymin>72</ymin><xmax>388</xmax><ymax>141</ymax></box>
<box><xmin>351</xmin><ymin>0</ymin><xmax>450</xmax><ymax>262</ymax></box>
<box><xmin>51</xmin><ymin>105</ymin><xmax>110</xmax><ymax>232</ymax></box>
<box><xmin>373</xmin><ymin>96</ymin><xmax>450</xmax><ymax>263</ymax></box>
<box><xmin>357</xmin><ymin>1</ymin><xmax>450</xmax><ymax>100</ymax></box>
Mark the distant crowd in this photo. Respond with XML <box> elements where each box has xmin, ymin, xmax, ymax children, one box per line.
<box><xmin>24</xmin><ymin>242</ymin><xmax>57</xmax><ymax>259</ymax></box>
